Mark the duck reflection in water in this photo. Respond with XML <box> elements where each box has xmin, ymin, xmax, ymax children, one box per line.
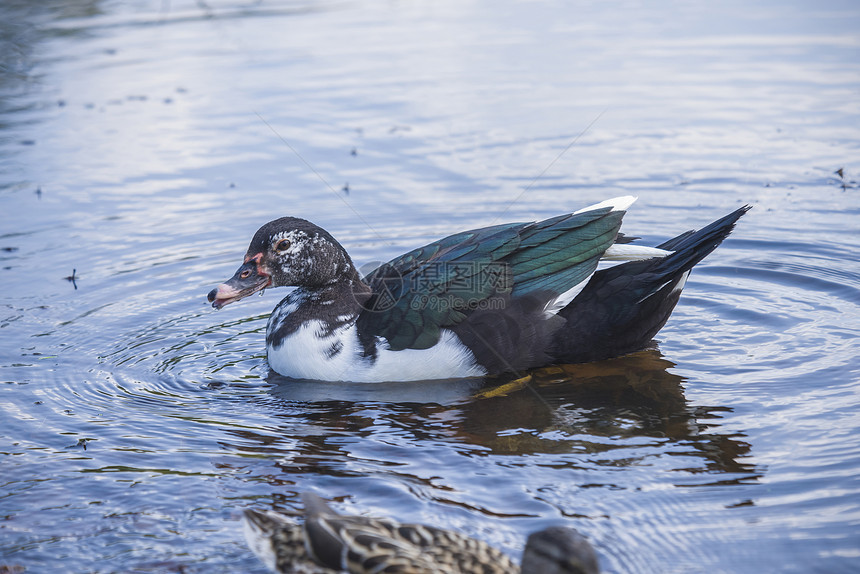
<box><xmin>462</xmin><ymin>350</ymin><xmax>749</xmax><ymax>469</ymax></box>
<box><xmin>233</xmin><ymin>349</ymin><xmax>758</xmax><ymax>481</ymax></box>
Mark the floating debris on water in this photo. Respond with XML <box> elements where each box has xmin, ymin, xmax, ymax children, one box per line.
<box><xmin>64</xmin><ymin>269</ymin><xmax>78</xmax><ymax>289</ymax></box>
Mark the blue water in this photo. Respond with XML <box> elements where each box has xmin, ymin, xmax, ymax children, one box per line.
<box><xmin>2</xmin><ymin>1</ymin><xmax>859</xmax><ymax>572</ymax></box>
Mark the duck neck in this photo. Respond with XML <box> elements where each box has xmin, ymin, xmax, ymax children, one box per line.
<box><xmin>267</xmin><ymin>270</ymin><xmax>371</xmax><ymax>350</ymax></box>
<box><xmin>303</xmin><ymin>266</ymin><xmax>371</xmax><ymax>315</ymax></box>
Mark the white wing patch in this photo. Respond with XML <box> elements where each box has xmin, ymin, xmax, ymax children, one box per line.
<box><xmin>602</xmin><ymin>244</ymin><xmax>673</xmax><ymax>261</ymax></box>
<box><xmin>574</xmin><ymin>195</ymin><xmax>638</xmax><ymax>214</ymax></box>
<box><xmin>636</xmin><ymin>270</ymin><xmax>690</xmax><ymax>304</ymax></box>
<box><xmin>544</xmin><ymin>272</ymin><xmax>595</xmax><ymax>315</ymax></box>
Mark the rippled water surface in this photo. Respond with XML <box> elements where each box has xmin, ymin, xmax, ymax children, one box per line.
<box><xmin>2</xmin><ymin>1</ymin><xmax>859</xmax><ymax>572</ymax></box>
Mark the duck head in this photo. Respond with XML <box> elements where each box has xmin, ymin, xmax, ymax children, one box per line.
<box><xmin>521</xmin><ymin>526</ymin><xmax>600</xmax><ymax>574</ymax></box>
<box><xmin>207</xmin><ymin>217</ymin><xmax>358</xmax><ymax>309</ymax></box>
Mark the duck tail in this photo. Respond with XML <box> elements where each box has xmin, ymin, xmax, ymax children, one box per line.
<box><xmin>653</xmin><ymin>204</ymin><xmax>751</xmax><ymax>270</ymax></box>
<box><xmin>550</xmin><ymin>205</ymin><xmax>750</xmax><ymax>364</ymax></box>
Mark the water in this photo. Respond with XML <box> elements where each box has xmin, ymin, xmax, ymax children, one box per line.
<box><xmin>2</xmin><ymin>1</ymin><xmax>859</xmax><ymax>572</ymax></box>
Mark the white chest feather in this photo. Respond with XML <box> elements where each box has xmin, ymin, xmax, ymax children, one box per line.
<box><xmin>265</xmin><ymin>317</ymin><xmax>487</xmax><ymax>383</ymax></box>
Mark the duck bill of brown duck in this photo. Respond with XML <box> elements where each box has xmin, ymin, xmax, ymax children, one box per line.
<box><xmin>207</xmin><ymin>255</ymin><xmax>271</xmax><ymax>309</ymax></box>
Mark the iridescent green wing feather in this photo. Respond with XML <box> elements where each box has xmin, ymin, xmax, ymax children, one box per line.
<box><xmin>358</xmin><ymin>207</ymin><xmax>624</xmax><ymax>351</ymax></box>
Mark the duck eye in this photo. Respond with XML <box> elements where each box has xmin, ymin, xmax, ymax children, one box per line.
<box><xmin>274</xmin><ymin>239</ymin><xmax>291</xmax><ymax>252</ymax></box>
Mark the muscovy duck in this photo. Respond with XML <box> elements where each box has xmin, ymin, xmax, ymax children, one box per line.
<box><xmin>208</xmin><ymin>197</ymin><xmax>748</xmax><ymax>382</ymax></box>
<box><xmin>243</xmin><ymin>492</ymin><xmax>600</xmax><ymax>574</ymax></box>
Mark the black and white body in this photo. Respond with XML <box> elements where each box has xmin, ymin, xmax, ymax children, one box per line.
<box><xmin>209</xmin><ymin>197</ymin><xmax>749</xmax><ymax>382</ymax></box>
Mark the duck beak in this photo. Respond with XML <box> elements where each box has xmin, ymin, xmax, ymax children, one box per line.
<box><xmin>208</xmin><ymin>255</ymin><xmax>271</xmax><ymax>309</ymax></box>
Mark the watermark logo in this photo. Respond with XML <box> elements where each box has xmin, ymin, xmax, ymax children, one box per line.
<box><xmin>354</xmin><ymin>261</ymin><xmax>511</xmax><ymax>313</ymax></box>
<box><xmin>409</xmin><ymin>293</ymin><xmax>508</xmax><ymax>312</ymax></box>
<box><xmin>356</xmin><ymin>261</ymin><xmax>404</xmax><ymax>312</ymax></box>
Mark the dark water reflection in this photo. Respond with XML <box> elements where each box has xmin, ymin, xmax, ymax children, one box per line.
<box><xmin>2</xmin><ymin>0</ymin><xmax>859</xmax><ymax>573</ymax></box>
<box><xmin>256</xmin><ymin>350</ymin><xmax>758</xmax><ymax>479</ymax></box>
